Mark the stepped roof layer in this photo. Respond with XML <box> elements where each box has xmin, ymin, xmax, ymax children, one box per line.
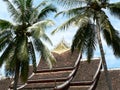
<box><xmin>19</xmin><ymin>49</ymin><xmax>80</xmax><ymax>89</ymax></box>
<box><xmin>0</xmin><ymin>40</ymin><xmax>120</xmax><ymax>90</ymax></box>
<box><xmin>1</xmin><ymin>54</ymin><xmax>120</xmax><ymax>90</ymax></box>
<box><xmin>0</xmin><ymin>78</ymin><xmax>12</xmax><ymax>90</ymax></box>
<box><xmin>69</xmin><ymin>69</ymin><xmax>120</xmax><ymax>90</ymax></box>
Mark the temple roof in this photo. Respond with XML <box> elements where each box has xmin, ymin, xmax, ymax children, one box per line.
<box><xmin>52</xmin><ymin>39</ymin><xmax>70</xmax><ymax>54</ymax></box>
<box><xmin>1</xmin><ymin>48</ymin><xmax>120</xmax><ymax>90</ymax></box>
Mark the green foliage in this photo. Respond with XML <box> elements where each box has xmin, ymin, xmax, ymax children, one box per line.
<box><xmin>52</xmin><ymin>0</ymin><xmax>120</xmax><ymax>62</ymax></box>
<box><xmin>34</xmin><ymin>39</ymin><xmax>56</xmax><ymax>69</ymax></box>
<box><xmin>20</xmin><ymin>60</ymin><xmax>29</xmax><ymax>83</ymax></box>
<box><xmin>16</xmin><ymin>36</ymin><xmax>28</xmax><ymax>61</ymax></box>
<box><xmin>109</xmin><ymin>2</ymin><xmax>120</xmax><ymax>19</ymax></box>
<box><xmin>0</xmin><ymin>0</ymin><xmax>56</xmax><ymax>87</ymax></box>
<box><xmin>71</xmin><ymin>18</ymin><xmax>96</xmax><ymax>62</ymax></box>
<box><xmin>0</xmin><ymin>19</ymin><xmax>14</xmax><ymax>30</ymax></box>
<box><xmin>28</xmin><ymin>42</ymin><xmax>37</xmax><ymax>72</ymax></box>
<box><xmin>38</xmin><ymin>4</ymin><xmax>57</xmax><ymax>20</ymax></box>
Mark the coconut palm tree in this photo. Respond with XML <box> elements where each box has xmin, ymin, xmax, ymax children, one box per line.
<box><xmin>52</xmin><ymin>0</ymin><xmax>120</xmax><ymax>90</ymax></box>
<box><xmin>0</xmin><ymin>0</ymin><xmax>56</xmax><ymax>90</ymax></box>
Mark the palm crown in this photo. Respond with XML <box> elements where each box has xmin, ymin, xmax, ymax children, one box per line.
<box><xmin>52</xmin><ymin>0</ymin><xmax>120</xmax><ymax>61</ymax></box>
<box><xmin>0</xmin><ymin>0</ymin><xmax>56</xmax><ymax>84</ymax></box>
<box><xmin>52</xmin><ymin>1</ymin><xmax>120</xmax><ymax>89</ymax></box>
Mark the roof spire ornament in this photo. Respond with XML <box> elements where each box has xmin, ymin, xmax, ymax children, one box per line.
<box><xmin>52</xmin><ymin>38</ymin><xmax>70</xmax><ymax>54</ymax></box>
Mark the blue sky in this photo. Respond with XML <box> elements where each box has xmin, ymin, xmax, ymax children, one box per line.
<box><xmin>0</xmin><ymin>0</ymin><xmax>120</xmax><ymax>75</ymax></box>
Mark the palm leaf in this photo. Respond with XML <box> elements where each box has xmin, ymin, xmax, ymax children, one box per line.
<box><xmin>85</xmin><ymin>23</ymin><xmax>96</xmax><ymax>62</ymax></box>
<box><xmin>0</xmin><ymin>19</ymin><xmax>14</xmax><ymax>30</ymax></box>
<box><xmin>35</xmin><ymin>1</ymin><xmax>48</xmax><ymax>10</ymax></box>
<box><xmin>5</xmin><ymin>57</ymin><xmax>16</xmax><ymax>76</ymax></box>
<box><xmin>20</xmin><ymin>60</ymin><xmax>29</xmax><ymax>83</ymax></box>
<box><xmin>53</xmin><ymin>0</ymin><xmax>87</xmax><ymax>8</ymax></box>
<box><xmin>71</xmin><ymin>23</ymin><xmax>88</xmax><ymax>53</ymax></box>
<box><xmin>0</xmin><ymin>30</ymin><xmax>12</xmax><ymax>49</ymax></box>
<box><xmin>55</xmin><ymin>6</ymin><xmax>87</xmax><ymax>18</ymax></box>
<box><xmin>102</xmin><ymin>21</ymin><xmax>120</xmax><ymax>57</ymax></box>
<box><xmin>0</xmin><ymin>42</ymin><xmax>15</xmax><ymax>67</ymax></box>
<box><xmin>33</xmin><ymin>39</ymin><xmax>56</xmax><ymax>69</ymax></box>
<box><xmin>37</xmin><ymin>4</ymin><xmax>57</xmax><ymax>20</ymax></box>
<box><xmin>41</xmin><ymin>33</ymin><xmax>53</xmax><ymax>46</ymax></box>
<box><xmin>3</xmin><ymin>0</ymin><xmax>19</xmax><ymax>20</ymax></box>
<box><xmin>26</xmin><ymin>0</ymin><xmax>33</xmax><ymax>8</ymax></box>
<box><xmin>16</xmin><ymin>36</ymin><xmax>28</xmax><ymax>61</ymax></box>
<box><xmin>28</xmin><ymin>42</ymin><xmax>37</xmax><ymax>72</ymax></box>
<box><xmin>108</xmin><ymin>2</ymin><xmax>120</xmax><ymax>19</ymax></box>
<box><xmin>30</xmin><ymin>20</ymin><xmax>55</xmax><ymax>39</ymax></box>
<box><xmin>52</xmin><ymin>14</ymin><xmax>84</xmax><ymax>34</ymax></box>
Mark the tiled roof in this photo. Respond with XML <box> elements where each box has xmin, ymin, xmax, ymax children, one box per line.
<box><xmin>0</xmin><ymin>78</ymin><xmax>12</xmax><ymax>90</ymax></box>
<box><xmin>1</xmin><ymin>48</ymin><xmax>120</xmax><ymax>90</ymax></box>
<box><xmin>37</xmin><ymin>49</ymin><xmax>79</xmax><ymax>70</ymax></box>
<box><xmin>18</xmin><ymin>49</ymin><xmax>80</xmax><ymax>89</ymax></box>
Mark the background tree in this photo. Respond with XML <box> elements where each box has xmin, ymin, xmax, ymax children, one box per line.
<box><xmin>0</xmin><ymin>0</ymin><xmax>56</xmax><ymax>90</ymax></box>
<box><xmin>52</xmin><ymin>0</ymin><xmax>120</xmax><ymax>90</ymax></box>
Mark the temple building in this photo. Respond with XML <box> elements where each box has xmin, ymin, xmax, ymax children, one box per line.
<box><xmin>0</xmin><ymin>40</ymin><xmax>120</xmax><ymax>90</ymax></box>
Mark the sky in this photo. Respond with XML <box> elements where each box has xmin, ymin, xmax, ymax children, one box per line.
<box><xmin>0</xmin><ymin>0</ymin><xmax>120</xmax><ymax>75</ymax></box>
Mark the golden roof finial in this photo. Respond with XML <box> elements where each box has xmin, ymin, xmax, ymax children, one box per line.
<box><xmin>52</xmin><ymin>38</ymin><xmax>70</xmax><ymax>54</ymax></box>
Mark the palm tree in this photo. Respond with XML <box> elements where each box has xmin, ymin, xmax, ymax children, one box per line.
<box><xmin>52</xmin><ymin>0</ymin><xmax>120</xmax><ymax>90</ymax></box>
<box><xmin>0</xmin><ymin>0</ymin><xmax>56</xmax><ymax>90</ymax></box>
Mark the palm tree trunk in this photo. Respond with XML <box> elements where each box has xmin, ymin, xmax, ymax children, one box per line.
<box><xmin>96</xmin><ymin>22</ymin><xmax>112</xmax><ymax>90</ymax></box>
<box><xmin>13</xmin><ymin>61</ymin><xmax>20</xmax><ymax>90</ymax></box>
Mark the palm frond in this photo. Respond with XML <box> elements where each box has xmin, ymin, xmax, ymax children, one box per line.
<box><xmin>26</xmin><ymin>0</ymin><xmax>33</xmax><ymax>8</ymax></box>
<box><xmin>102</xmin><ymin>19</ymin><xmax>120</xmax><ymax>57</ymax></box>
<box><xmin>41</xmin><ymin>33</ymin><xmax>53</xmax><ymax>46</ymax></box>
<box><xmin>111</xmin><ymin>33</ymin><xmax>120</xmax><ymax>57</ymax></box>
<box><xmin>52</xmin><ymin>14</ymin><xmax>84</xmax><ymax>34</ymax></box>
<box><xmin>18</xmin><ymin>0</ymin><xmax>26</xmax><ymax>12</ymax></box>
<box><xmin>98</xmin><ymin>10</ymin><xmax>108</xmax><ymax>25</ymax></box>
<box><xmin>33</xmin><ymin>38</ymin><xmax>56</xmax><ymax>69</ymax></box>
<box><xmin>108</xmin><ymin>2</ymin><xmax>120</xmax><ymax>19</ymax></box>
<box><xmin>5</xmin><ymin>57</ymin><xmax>15</xmax><ymax>76</ymax></box>
<box><xmin>53</xmin><ymin>0</ymin><xmax>87</xmax><ymax>8</ymax></box>
<box><xmin>35</xmin><ymin>0</ymin><xmax>48</xmax><ymax>10</ymax></box>
<box><xmin>20</xmin><ymin>60</ymin><xmax>29</xmax><ymax>83</ymax></box>
<box><xmin>71</xmin><ymin>27</ymin><xmax>85</xmax><ymax>53</ymax></box>
<box><xmin>71</xmin><ymin>17</ymin><xmax>89</xmax><ymax>53</ymax></box>
<box><xmin>28</xmin><ymin>9</ymin><xmax>38</xmax><ymax>24</ymax></box>
<box><xmin>0</xmin><ymin>30</ymin><xmax>12</xmax><ymax>51</ymax></box>
<box><xmin>71</xmin><ymin>17</ymin><xmax>96</xmax><ymax>62</ymax></box>
<box><xmin>0</xmin><ymin>42</ymin><xmax>15</xmax><ymax>67</ymax></box>
<box><xmin>55</xmin><ymin>6</ymin><xmax>87</xmax><ymax>18</ymax></box>
<box><xmin>28</xmin><ymin>42</ymin><xmax>37</xmax><ymax>72</ymax></box>
<box><xmin>3</xmin><ymin>0</ymin><xmax>19</xmax><ymax>20</ymax></box>
<box><xmin>12</xmin><ymin>0</ymin><xmax>20</xmax><ymax>7</ymax></box>
<box><xmin>16</xmin><ymin>36</ymin><xmax>28</xmax><ymax>61</ymax></box>
<box><xmin>30</xmin><ymin>20</ymin><xmax>55</xmax><ymax>39</ymax></box>
<box><xmin>37</xmin><ymin>4</ymin><xmax>57</xmax><ymax>20</ymax></box>
<box><xmin>85</xmin><ymin>24</ymin><xmax>96</xmax><ymax>62</ymax></box>
<box><xmin>0</xmin><ymin>19</ymin><xmax>14</xmax><ymax>30</ymax></box>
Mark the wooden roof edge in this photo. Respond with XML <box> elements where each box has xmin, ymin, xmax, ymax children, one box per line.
<box><xmin>54</xmin><ymin>52</ymin><xmax>82</xmax><ymax>90</ymax></box>
<box><xmin>20</xmin><ymin>86</ymin><xmax>54</xmax><ymax>89</ymax></box>
<box><xmin>36</xmin><ymin>67</ymin><xmax>74</xmax><ymax>73</ymax></box>
<box><xmin>14</xmin><ymin>73</ymin><xmax>35</xmax><ymax>90</ymax></box>
<box><xmin>69</xmin><ymin>57</ymin><xmax>102</xmax><ymax>90</ymax></box>
<box><xmin>107</xmin><ymin>68</ymin><xmax>120</xmax><ymax>71</ymax></box>
<box><xmin>70</xmin><ymin>81</ymin><xmax>93</xmax><ymax>86</ymax></box>
<box><xmin>70</xmin><ymin>57</ymin><xmax>102</xmax><ymax>87</ymax></box>
<box><xmin>81</xmin><ymin>57</ymin><xmax>101</xmax><ymax>61</ymax></box>
<box><xmin>27</xmin><ymin>77</ymin><xmax>68</xmax><ymax>83</ymax></box>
